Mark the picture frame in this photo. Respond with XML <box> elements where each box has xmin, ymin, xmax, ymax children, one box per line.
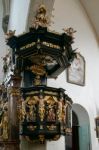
<box><xmin>67</xmin><ymin>53</ymin><xmax>85</xmax><ymax>86</ymax></box>
<box><xmin>95</xmin><ymin>117</ymin><xmax>99</xmax><ymax>139</ymax></box>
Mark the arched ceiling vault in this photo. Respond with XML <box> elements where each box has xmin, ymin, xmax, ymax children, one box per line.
<box><xmin>79</xmin><ymin>0</ymin><xmax>99</xmax><ymax>43</ymax></box>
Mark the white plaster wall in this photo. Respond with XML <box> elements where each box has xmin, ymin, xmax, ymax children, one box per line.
<box><xmin>46</xmin><ymin>136</ymin><xmax>65</xmax><ymax>150</ymax></box>
<box><xmin>0</xmin><ymin>0</ymin><xmax>7</xmax><ymax>83</ymax></box>
<box><xmin>8</xmin><ymin>0</ymin><xmax>31</xmax><ymax>34</ymax></box>
<box><xmin>47</xmin><ymin>0</ymin><xmax>99</xmax><ymax>150</ymax></box>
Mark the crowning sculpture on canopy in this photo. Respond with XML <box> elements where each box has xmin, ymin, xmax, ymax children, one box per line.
<box><xmin>0</xmin><ymin>4</ymin><xmax>76</xmax><ymax>150</ymax></box>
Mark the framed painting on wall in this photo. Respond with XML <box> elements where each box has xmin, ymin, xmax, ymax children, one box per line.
<box><xmin>95</xmin><ymin>117</ymin><xmax>99</xmax><ymax>139</ymax></box>
<box><xmin>67</xmin><ymin>53</ymin><xmax>85</xmax><ymax>86</ymax></box>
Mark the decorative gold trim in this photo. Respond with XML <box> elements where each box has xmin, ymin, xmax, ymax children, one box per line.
<box><xmin>42</xmin><ymin>41</ymin><xmax>60</xmax><ymax>49</ymax></box>
<box><xmin>20</xmin><ymin>42</ymin><xmax>35</xmax><ymax>50</ymax></box>
<box><xmin>44</xmin><ymin>91</ymin><xmax>58</xmax><ymax>96</ymax></box>
<box><xmin>30</xmin><ymin>65</ymin><xmax>46</xmax><ymax>76</ymax></box>
<box><xmin>8</xmin><ymin>87</ymin><xmax>20</xmax><ymax>96</ymax></box>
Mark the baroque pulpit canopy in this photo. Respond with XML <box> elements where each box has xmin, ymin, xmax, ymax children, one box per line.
<box><xmin>6</xmin><ymin>4</ymin><xmax>76</xmax><ymax>78</ymax></box>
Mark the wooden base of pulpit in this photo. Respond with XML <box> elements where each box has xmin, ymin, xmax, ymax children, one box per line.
<box><xmin>0</xmin><ymin>141</ymin><xmax>20</xmax><ymax>150</ymax></box>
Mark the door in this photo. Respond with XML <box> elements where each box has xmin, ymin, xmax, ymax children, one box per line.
<box><xmin>79</xmin><ymin>125</ymin><xmax>90</xmax><ymax>150</ymax></box>
<box><xmin>72</xmin><ymin>125</ymin><xmax>79</xmax><ymax>150</ymax></box>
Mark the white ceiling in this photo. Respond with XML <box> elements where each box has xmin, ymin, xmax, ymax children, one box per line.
<box><xmin>80</xmin><ymin>0</ymin><xmax>99</xmax><ymax>41</ymax></box>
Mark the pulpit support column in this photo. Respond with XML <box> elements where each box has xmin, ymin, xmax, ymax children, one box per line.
<box><xmin>7</xmin><ymin>75</ymin><xmax>21</xmax><ymax>150</ymax></box>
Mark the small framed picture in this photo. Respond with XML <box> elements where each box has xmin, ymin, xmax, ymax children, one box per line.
<box><xmin>95</xmin><ymin>117</ymin><xmax>99</xmax><ymax>138</ymax></box>
<box><xmin>67</xmin><ymin>53</ymin><xmax>85</xmax><ymax>86</ymax></box>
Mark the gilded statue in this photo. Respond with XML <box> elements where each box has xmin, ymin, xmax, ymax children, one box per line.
<box><xmin>34</xmin><ymin>75</ymin><xmax>41</xmax><ymax>86</ymax></box>
<box><xmin>33</xmin><ymin>4</ymin><xmax>50</xmax><ymax>28</ymax></box>
<box><xmin>62</xmin><ymin>102</ymin><xmax>68</xmax><ymax>123</ymax></box>
<box><xmin>45</xmin><ymin>96</ymin><xmax>57</xmax><ymax>121</ymax></box>
<box><xmin>21</xmin><ymin>96</ymin><xmax>38</xmax><ymax>122</ymax></box>
<box><xmin>38</xmin><ymin>95</ymin><xmax>45</xmax><ymax>121</ymax></box>
<box><xmin>57</xmin><ymin>99</ymin><xmax>63</xmax><ymax>122</ymax></box>
<box><xmin>47</xmin><ymin>107</ymin><xmax>56</xmax><ymax>121</ymax></box>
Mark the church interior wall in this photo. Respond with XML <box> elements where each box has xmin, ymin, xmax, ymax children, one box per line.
<box><xmin>0</xmin><ymin>0</ymin><xmax>99</xmax><ymax>149</ymax></box>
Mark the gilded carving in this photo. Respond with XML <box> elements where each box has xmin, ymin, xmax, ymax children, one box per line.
<box><xmin>45</xmin><ymin>96</ymin><xmax>57</xmax><ymax>122</ymax></box>
<box><xmin>8</xmin><ymin>87</ymin><xmax>20</xmax><ymax>96</ymax></box>
<box><xmin>32</xmin><ymin>4</ymin><xmax>50</xmax><ymax>28</ymax></box>
<box><xmin>57</xmin><ymin>99</ymin><xmax>63</xmax><ymax>121</ymax></box>
<box><xmin>38</xmin><ymin>96</ymin><xmax>45</xmax><ymax>121</ymax></box>
<box><xmin>0</xmin><ymin>101</ymin><xmax>8</xmax><ymax>140</ymax></box>
<box><xmin>26</xmin><ymin>91</ymin><xmax>39</xmax><ymax>95</ymax></box>
<box><xmin>20</xmin><ymin>42</ymin><xmax>35</xmax><ymax>50</ymax></box>
<box><xmin>20</xmin><ymin>90</ymin><xmax>72</xmax><ymax>142</ymax></box>
<box><xmin>5</xmin><ymin>30</ymin><xmax>16</xmax><ymax>39</ymax></box>
<box><xmin>1</xmin><ymin>0</ymin><xmax>74</xmax><ymax>145</ymax></box>
<box><xmin>30</xmin><ymin>65</ymin><xmax>46</xmax><ymax>76</ymax></box>
<box><xmin>47</xmin><ymin>124</ymin><xmax>56</xmax><ymax>130</ymax></box>
<box><xmin>22</xmin><ymin>96</ymin><xmax>38</xmax><ymax>122</ymax></box>
<box><xmin>34</xmin><ymin>75</ymin><xmax>42</xmax><ymax>86</ymax></box>
<box><xmin>42</xmin><ymin>41</ymin><xmax>60</xmax><ymax>49</ymax></box>
<box><xmin>0</xmin><ymin>84</ymin><xmax>8</xmax><ymax>140</ymax></box>
<box><xmin>63</xmin><ymin>27</ymin><xmax>76</xmax><ymax>38</ymax></box>
<box><xmin>39</xmin><ymin>135</ymin><xmax>45</xmax><ymax>144</ymax></box>
<box><xmin>27</xmin><ymin>125</ymin><xmax>37</xmax><ymax>131</ymax></box>
<box><xmin>20</xmin><ymin>41</ymin><xmax>60</xmax><ymax>51</ymax></box>
<box><xmin>62</xmin><ymin>103</ymin><xmax>68</xmax><ymax>124</ymax></box>
<box><xmin>44</xmin><ymin>91</ymin><xmax>58</xmax><ymax>96</ymax></box>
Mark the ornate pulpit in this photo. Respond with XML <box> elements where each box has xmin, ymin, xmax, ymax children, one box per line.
<box><xmin>0</xmin><ymin>4</ymin><xmax>76</xmax><ymax>150</ymax></box>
